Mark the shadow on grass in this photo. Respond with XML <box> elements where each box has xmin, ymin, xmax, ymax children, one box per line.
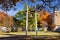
<box><xmin>0</xmin><ymin>34</ymin><xmax>60</xmax><ymax>40</ymax></box>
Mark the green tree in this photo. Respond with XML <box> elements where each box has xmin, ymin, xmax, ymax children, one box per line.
<box><xmin>15</xmin><ymin>10</ymin><xmax>26</xmax><ymax>31</ymax></box>
<box><xmin>28</xmin><ymin>7</ymin><xmax>35</xmax><ymax>31</ymax></box>
<box><xmin>15</xmin><ymin>6</ymin><xmax>36</xmax><ymax>31</ymax></box>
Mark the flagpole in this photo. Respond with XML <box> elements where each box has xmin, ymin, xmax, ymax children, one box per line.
<box><xmin>35</xmin><ymin>12</ymin><xmax>38</xmax><ymax>36</ymax></box>
<box><xmin>35</xmin><ymin>5</ymin><xmax>38</xmax><ymax>36</ymax></box>
<box><xmin>26</xmin><ymin>4</ymin><xmax>28</xmax><ymax>36</ymax></box>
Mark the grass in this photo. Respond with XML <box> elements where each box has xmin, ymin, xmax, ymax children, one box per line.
<box><xmin>0</xmin><ymin>31</ymin><xmax>59</xmax><ymax>36</ymax></box>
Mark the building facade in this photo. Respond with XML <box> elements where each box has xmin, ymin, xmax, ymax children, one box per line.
<box><xmin>54</xmin><ymin>11</ymin><xmax>60</xmax><ymax>26</ymax></box>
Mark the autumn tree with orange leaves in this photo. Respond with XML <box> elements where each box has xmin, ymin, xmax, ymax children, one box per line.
<box><xmin>0</xmin><ymin>0</ymin><xmax>20</xmax><ymax>28</ymax></box>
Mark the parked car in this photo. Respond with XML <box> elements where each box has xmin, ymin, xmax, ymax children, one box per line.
<box><xmin>0</xmin><ymin>27</ymin><xmax>9</xmax><ymax>33</ymax></box>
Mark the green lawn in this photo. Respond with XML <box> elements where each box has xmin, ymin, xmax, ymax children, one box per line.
<box><xmin>0</xmin><ymin>31</ymin><xmax>59</xmax><ymax>36</ymax></box>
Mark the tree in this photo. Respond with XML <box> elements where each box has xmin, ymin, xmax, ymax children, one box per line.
<box><xmin>15</xmin><ymin>6</ymin><xmax>36</xmax><ymax>31</ymax></box>
<box><xmin>28</xmin><ymin>7</ymin><xmax>36</xmax><ymax>31</ymax></box>
<box><xmin>29</xmin><ymin>0</ymin><xmax>60</xmax><ymax>13</ymax></box>
<box><xmin>0</xmin><ymin>0</ymin><xmax>20</xmax><ymax>30</ymax></box>
<box><xmin>0</xmin><ymin>0</ymin><xmax>21</xmax><ymax>32</ymax></box>
<box><xmin>15</xmin><ymin>10</ymin><xmax>26</xmax><ymax>31</ymax></box>
<box><xmin>0</xmin><ymin>0</ymin><xmax>20</xmax><ymax>11</ymax></box>
<box><xmin>29</xmin><ymin>0</ymin><xmax>60</xmax><ymax>30</ymax></box>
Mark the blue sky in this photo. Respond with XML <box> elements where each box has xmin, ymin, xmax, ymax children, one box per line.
<box><xmin>7</xmin><ymin>2</ymin><xmax>24</xmax><ymax>16</ymax></box>
<box><xmin>0</xmin><ymin>0</ymin><xmax>60</xmax><ymax>16</ymax></box>
<box><xmin>0</xmin><ymin>2</ymin><xmax>24</xmax><ymax>16</ymax></box>
<box><xmin>28</xmin><ymin>0</ymin><xmax>59</xmax><ymax>13</ymax></box>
